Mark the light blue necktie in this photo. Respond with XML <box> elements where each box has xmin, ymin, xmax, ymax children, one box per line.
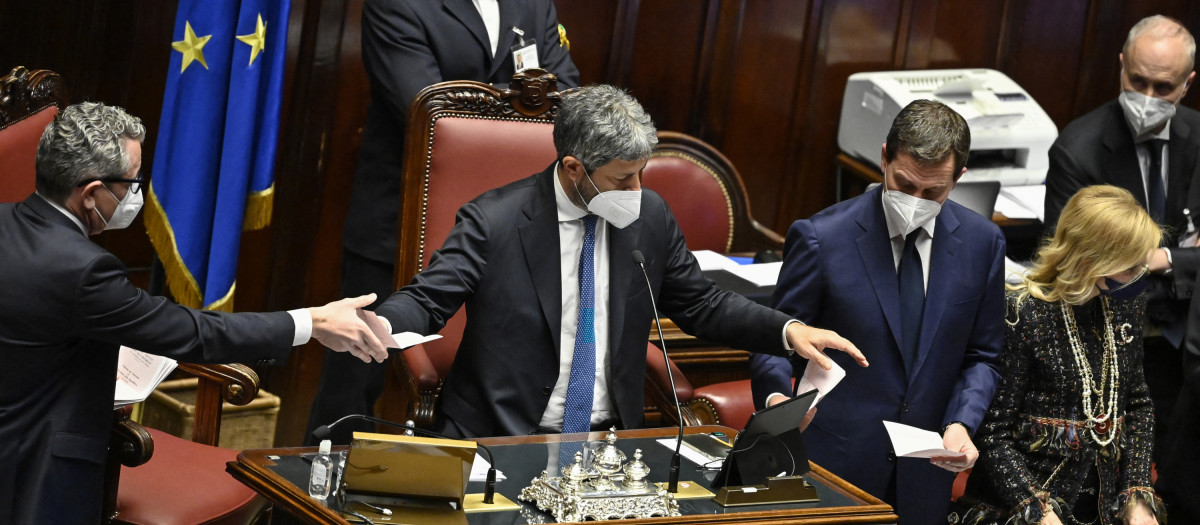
<box><xmin>562</xmin><ymin>215</ymin><xmax>598</xmax><ymax>434</ymax></box>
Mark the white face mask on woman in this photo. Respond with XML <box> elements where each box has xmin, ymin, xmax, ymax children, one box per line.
<box><xmin>577</xmin><ymin>167</ymin><xmax>642</xmax><ymax>229</ymax></box>
<box><xmin>881</xmin><ymin>187</ymin><xmax>941</xmax><ymax>237</ymax></box>
<box><xmin>96</xmin><ymin>184</ymin><xmax>144</xmax><ymax>230</ymax></box>
<box><xmin>1119</xmin><ymin>90</ymin><xmax>1178</xmax><ymax>138</ymax></box>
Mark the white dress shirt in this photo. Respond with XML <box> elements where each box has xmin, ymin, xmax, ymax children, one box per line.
<box><xmin>538</xmin><ymin>165</ymin><xmax>618</xmax><ymax>431</ymax></box>
<box><xmin>472</xmin><ymin>0</ymin><xmax>501</xmax><ymax>56</ymax></box>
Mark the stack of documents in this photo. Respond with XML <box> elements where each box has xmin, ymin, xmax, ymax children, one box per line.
<box><xmin>114</xmin><ymin>346</ymin><xmax>177</xmax><ymax>407</ymax></box>
<box><xmin>691</xmin><ymin>250</ymin><xmax>781</xmax><ymax>287</ymax></box>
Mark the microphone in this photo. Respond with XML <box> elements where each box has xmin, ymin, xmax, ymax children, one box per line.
<box><xmin>632</xmin><ymin>249</ymin><xmax>684</xmax><ymax>493</ymax></box>
<box><xmin>313</xmin><ymin>414</ymin><xmax>498</xmax><ymax>504</ymax></box>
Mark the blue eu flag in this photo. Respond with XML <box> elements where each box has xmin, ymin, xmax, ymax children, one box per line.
<box><xmin>145</xmin><ymin>0</ymin><xmax>289</xmax><ymax>311</ymax></box>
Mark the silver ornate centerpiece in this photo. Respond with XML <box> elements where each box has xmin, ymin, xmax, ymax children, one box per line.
<box><xmin>519</xmin><ymin>429</ymin><xmax>681</xmax><ymax>521</ymax></box>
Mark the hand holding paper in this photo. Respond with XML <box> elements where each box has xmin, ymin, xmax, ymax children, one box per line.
<box><xmin>797</xmin><ymin>357</ymin><xmax>845</xmax><ymax>407</ymax></box>
<box><xmin>882</xmin><ymin>421</ymin><xmax>965</xmax><ymax>460</ymax></box>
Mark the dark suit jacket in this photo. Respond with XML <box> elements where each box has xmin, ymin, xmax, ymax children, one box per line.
<box><xmin>344</xmin><ymin>0</ymin><xmax>580</xmax><ymax>264</ymax></box>
<box><xmin>1043</xmin><ymin>100</ymin><xmax>1200</xmax><ymax>330</ymax></box>
<box><xmin>0</xmin><ymin>195</ymin><xmax>294</xmax><ymax>525</ymax></box>
<box><xmin>375</xmin><ymin>165</ymin><xmax>792</xmax><ymax>437</ymax></box>
<box><xmin>1157</xmin><ymin>270</ymin><xmax>1200</xmax><ymax>522</ymax></box>
<box><xmin>749</xmin><ymin>186</ymin><xmax>1005</xmax><ymax>524</ymax></box>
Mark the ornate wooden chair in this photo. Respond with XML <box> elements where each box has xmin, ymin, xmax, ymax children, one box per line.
<box><xmin>641</xmin><ymin>132</ymin><xmax>785</xmax><ymax>431</ymax></box>
<box><xmin>0</xmin><ymin>66</ymin><xmax>67</xmax><ymax>202</ymax></box>
<box><xmin>383</xmin><ymin>70</ymin><xmax>566</xmax><ymax>428</ymax></box>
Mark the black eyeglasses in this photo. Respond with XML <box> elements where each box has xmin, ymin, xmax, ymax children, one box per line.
<box><xmin>78</xmin><ymin>175</ymin><xmax>146</xmax><ymax>194</ymax></box>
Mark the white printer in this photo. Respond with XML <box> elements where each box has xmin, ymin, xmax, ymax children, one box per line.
<box><xmin>838</xmin><ymin>68</ymin><xmax>1057</xmax><ymax>186</ymax></box>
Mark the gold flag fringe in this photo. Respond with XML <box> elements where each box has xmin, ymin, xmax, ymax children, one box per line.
<box><xmin>242</xmin><ymin>183</ymin><xmax>274</xmax><ymax>230</ymax></box>
<box><xmin>144</xmin><ymin>185</ymin><xmax>204</xmax><ymax>309</ymax></box>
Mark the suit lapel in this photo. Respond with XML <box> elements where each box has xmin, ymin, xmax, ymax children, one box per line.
<box><xmin>518</xmin><ymin>168</ymin><xmax>563</xmax><ymax>351</ymax></box>
<box><xmin>855</xmin><ymin>190</ymin><xmax>904</xmax><ymax>350</ymax></box>
<box><xmin>908</xmin><ymin>207</ymin><xmax>961</xmax><ymax>383</ymax></box>
<box><xmin>443</xmin><ymin>0</ymin><xmax>493</xmax><ymax>65</ymax></box>
<box><xmin>606</xmin><ymin>217</ymin><xmax>642</xmax><ymax>362</ymax></box>
<box><xmin>1168</xmin><ymin>114</ymin><xmax>1200</xmax><ymax>235</ymax></box>
<box><xmin>1103</xmin><ymin>113</ymin><xmax>1146</xmax><ymax>208</ymax></box>
<box><xmin>488</xmin><ymin>0</ymin><xmax>521</xmax><ymax>79</ymax></box>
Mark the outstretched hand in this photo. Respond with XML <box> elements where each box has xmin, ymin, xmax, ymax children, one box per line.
<box><xmin>932</xmin><ymin>423</ymin><xmax>977</xmax><ymax>472</ymax></box>
<box><xmin>309</xmin><ymin>294</ymin><xmax>389</xmax><ymax>363</ymax></box>
<box><xmin>784</xmin><ymin>322</ymin><xmax>869</xmax><ymax>370</ymax></box>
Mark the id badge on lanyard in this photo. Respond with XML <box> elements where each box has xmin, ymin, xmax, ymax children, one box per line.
<box><xmin>511</xmin><ymin>26</ymin><xmax>539</xmax><ymax>72</ymax></box>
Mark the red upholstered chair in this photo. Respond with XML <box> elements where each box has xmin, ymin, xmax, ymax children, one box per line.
<box><xmin>642</xmin><ymin>131</ymin><xmax>783</xmax><ymax>253</ymax></box>
<box><xmin>385</xmin><ymin>70</ymin><xmax>566</xmax><ymax>428</ymax></box>
<box><xmin>109</xmin><ymin>364</ymin><xmax>270</xmax><ymax>524</ymax></box>
<box><xmin>0</xmin><ymin>66</ymin><xmax>67</xmax><ymax>202</ymax></box>
<box><xmin>641</xmin><ymin>132</ymin><xmax>784</xmax><ymax>430</ymax></box>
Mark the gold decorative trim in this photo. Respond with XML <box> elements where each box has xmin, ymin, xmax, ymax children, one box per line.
<box><xmin>650</xmin><ymin>151</ymin><xmax>735</xmax><ymax>252</ymax></box>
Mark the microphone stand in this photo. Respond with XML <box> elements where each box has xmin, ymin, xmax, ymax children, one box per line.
<box><xmin>314</xmin><ymin>414</ymin><xmax>498</xmax><ymax>504</ymax></box>
<box><xmin>633</xmin><ymin>250</ymin><xmax>684</xmax><ymax>493</ymax></box>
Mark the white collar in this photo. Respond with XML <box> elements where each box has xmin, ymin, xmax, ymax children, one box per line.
<box><xmin>37</xmin><ymin>192</ymin><xmax>88</xmax><ymax>236</ymax></box>
<box><xmin>554</xmin><ymin>161</ymin><xmax>591</xmax><ymax>222</ymax></box>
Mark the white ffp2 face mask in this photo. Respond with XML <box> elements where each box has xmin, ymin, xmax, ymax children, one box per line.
<box><xmin>97</xmin><ymin>184</ymin><xmax>144</xmax><ymax>230</ymax></box>
<box><xmin>578</xmin><ymin>168</ymin><xmax>641</xmax><ymax>229</ymax></box>
<box><xmin>1119</xmin><ymin>90</ymin><xmax>1178</xmax><ymax>138</ymax></box>
<box><xmin>882</xmin><ymin>188</ymin><xmax>941</xmax><ymax>237</ymax></box>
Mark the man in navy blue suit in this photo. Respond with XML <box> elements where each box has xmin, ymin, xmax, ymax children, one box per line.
<box><xmin>750</xmin><ymin>100</ymin><xmax>1005</xmax><ymax>524</ymax></box>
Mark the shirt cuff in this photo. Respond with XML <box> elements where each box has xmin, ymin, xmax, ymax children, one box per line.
<box><xmin>766</xmin><ymin>392</ymin><xmax>790</xmax><ymax>406</ymax></box>
<box><xmin>781</xmin><ymin>319</ymin><xmax>803</xmax><ymax>353</ymax></box>
<box><xmin>288</xmin><ymin>309</ymin><xmax>312</xmax><ymax>346</ymax></box>
<box><xmin>379</xmin><ymin>315</ymin><xmax>393</xmax><ymax>335</ymax></box>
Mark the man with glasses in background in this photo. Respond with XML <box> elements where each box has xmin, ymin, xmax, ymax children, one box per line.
<box><xmin>0</xmin><ymin>102</ymin><xmax>390</xmax><ymax>524</ymax></box>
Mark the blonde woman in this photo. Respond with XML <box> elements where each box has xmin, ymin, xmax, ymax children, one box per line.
<box><xmin>952</xmin><ymin>185</ymin><xmax>1164</xmax><ymax>525</ymax></box>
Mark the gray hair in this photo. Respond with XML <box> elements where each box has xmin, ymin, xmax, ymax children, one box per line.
<box><xmin>553</xmin><ymin>84</ymin><xmax>657</xmax><ymax>172</ymax></box>
<box><xmin>36</xmin><ymin>101</ymin><xmax>146</xmax><ymax>203</ymax></box>
<box><xmin>1124</xmin><ymin>15</ymin><xmax>1195</xmax><ymax>73</ymax></box>
<box><xmin>885</xmin><ymin>99</ymin><xmax>970</xmax><ymax>176</ymax></box>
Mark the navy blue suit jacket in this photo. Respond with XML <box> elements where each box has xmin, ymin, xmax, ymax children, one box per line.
<box><xmin>749</xmin><ymin>186</ymin><xmax>1004</xmax><ymax>523</ymax></box>
<box><xmin>376</xmin><ymin>165</ymin><xmax>792</xmax><ymax>437</ymax></box>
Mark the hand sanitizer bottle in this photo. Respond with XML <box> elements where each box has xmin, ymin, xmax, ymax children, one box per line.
<box><xmin>308</xmin><ymin>439</ymin><xmax>334</xmax><ymax>500</ymax></box>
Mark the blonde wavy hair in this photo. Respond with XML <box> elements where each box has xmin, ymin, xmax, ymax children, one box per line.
<box><xmin>1016</xmin><ymin>185</ymin><xmax>1162</xmax><ymax>305</ymax></box>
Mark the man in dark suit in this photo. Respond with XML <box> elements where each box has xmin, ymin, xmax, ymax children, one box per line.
<box><xmin>1043</xmin><ymin>15</ymin><xmax>1198</xmax><ymax>466</ymax></box>
<box><xmin>0</xmin><ymin>102</ymin><xmax>388</xmax><ymax>524</ymax></box>
<box><xmin>307</xmin><ymin>0</ymin><xmax>581</xmax><ymax>442</ymax></box>
<box><xmin>750</xmin><ymin>100</ymin><xmax>1005</xmax><ymax>524</ymax></box>
<box><xmin>367</xmin><ymin>85</ymin><xmax>866</xmax><ymax>438</ymax></box>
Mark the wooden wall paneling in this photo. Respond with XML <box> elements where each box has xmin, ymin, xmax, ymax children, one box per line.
<box><xmin>707</xmin><ymin>0</ymin><xmax>814</xmax><ymax>232</ymax></box>
<box><xmin>994</xmin><ymin>0</ymin><xmax>1089</xmax><ymax>128</ymax></box>
<box><xmin>919</xmin><ymin>0</ymin><xmax>1008</xmax><ymax>70</ymax></box>
<box><xmin>776</xmin><ymin>0</ymin><xmax>905</xmax><ymax>229</ymax></box>
<box><xmin>621</xmin><ymin>0</ymin><xmax>710</xmax><ymax>134</ymax></box>
<box><xmin>552</xmin><ymin>2</ymin><xmax>620</xmax><ymax>86</ymax></box>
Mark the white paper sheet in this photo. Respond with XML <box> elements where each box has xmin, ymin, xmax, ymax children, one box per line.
<box><xmin>469</xmin><ymin>452</ymin><xmax>507</xmax><ymax>482</ymax></box>
<box><xmin>656</xmin><ymin>437</ymin><xmax>722</xmax><ymax>468</ymax></box>
<box><xmin>390</xmin><ymin>332</ymin><xmax>442</xmax><ymax>349</ymax></box>
<box><xmin>726</xmin><ymin>262</ymin><xmax>782</xmax><ymax>287</ymax></box>
<box><xmin>996</xmin><ymin>184</ymin><xmax>1046</xmax><ymax>222</ymax></box>
<box><xmin>883</xmin><ymin>421</ymin><xmax>964</xmax><ymax>459</ymax></box>
<box><xmin>114</xmin><ymin>346</ymin><xmax>177</xmax><ymax>407</ymax></box>
<box><xmin>691</xmin><ymin>249</ymin><xmax>739</xmax><ymax>272</ymax></box>
<box><xmin>797</xmin><ymin>358</ymin><xmax>845</xmax><ymax>407</ymax></box>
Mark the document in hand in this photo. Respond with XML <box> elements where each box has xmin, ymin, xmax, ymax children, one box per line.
<box><xmin>882</xmin><ymin>421</ymin><xmax>965</xmax><ymax>459</ymax></box>
<box><xmin>390</xmin><ymin>332</ymin><xmax>442</xmax><ymax>349</ymax></box>
<box><xmin>796</xmin><ymin>358</ymin><xmax>845</xmax><ymax>407</ymax></box>
<box><xmin>114</xmin><ymin>346</ymin><xmax>178</xmax><ymax>408</ymax></box>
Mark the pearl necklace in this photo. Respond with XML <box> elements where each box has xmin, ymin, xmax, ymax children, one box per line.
<box><xmin>1060</xmin><ymin>297</ymin><xmax>1120</xmax><ymax>446</ymax></box>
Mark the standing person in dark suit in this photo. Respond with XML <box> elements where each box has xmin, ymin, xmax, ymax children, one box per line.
<box><xmin>1158</xmin><ymin>264</ymin><xmax>1200</xmax><ymax>523</ymax></box>
<box><xmin>750</xmin><ymin>100</ymin><xmax>1006</xmax><ymax>524</ymax></box>
<box><xmin>1042</xmin><ymin>14</ymin><xmax>1198</xmax><ymax>467</ymax></box>
<box><xmin>366</xmin><ymin>84</ymin><xmax>867</xmax><ymax>438</ymax></box>
<box><xmin>0</xmin><ymin>102</ymin><xmax>388</xmax><ymax>525</ymax></box>
<box><xmin>306</xmin><ymin>0</ymin><xmax>581</xmax><ymax>443</ymax></box>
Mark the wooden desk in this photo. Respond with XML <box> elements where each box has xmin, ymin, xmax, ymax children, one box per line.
<box><xmin>228</xmin><ymin>425</ymin><xmax>897</xmax><ymax>524</ymax></box>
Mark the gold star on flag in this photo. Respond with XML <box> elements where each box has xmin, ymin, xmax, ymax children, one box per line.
<box><xmin>236</xmin><ymin>14</ymin><xmax>268</xmax><ymax>66</ymax></box>
<box><xmin>171</xmin><ymin>21</ymin><xmax>212</xmax><ymax>73</ymax></box>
